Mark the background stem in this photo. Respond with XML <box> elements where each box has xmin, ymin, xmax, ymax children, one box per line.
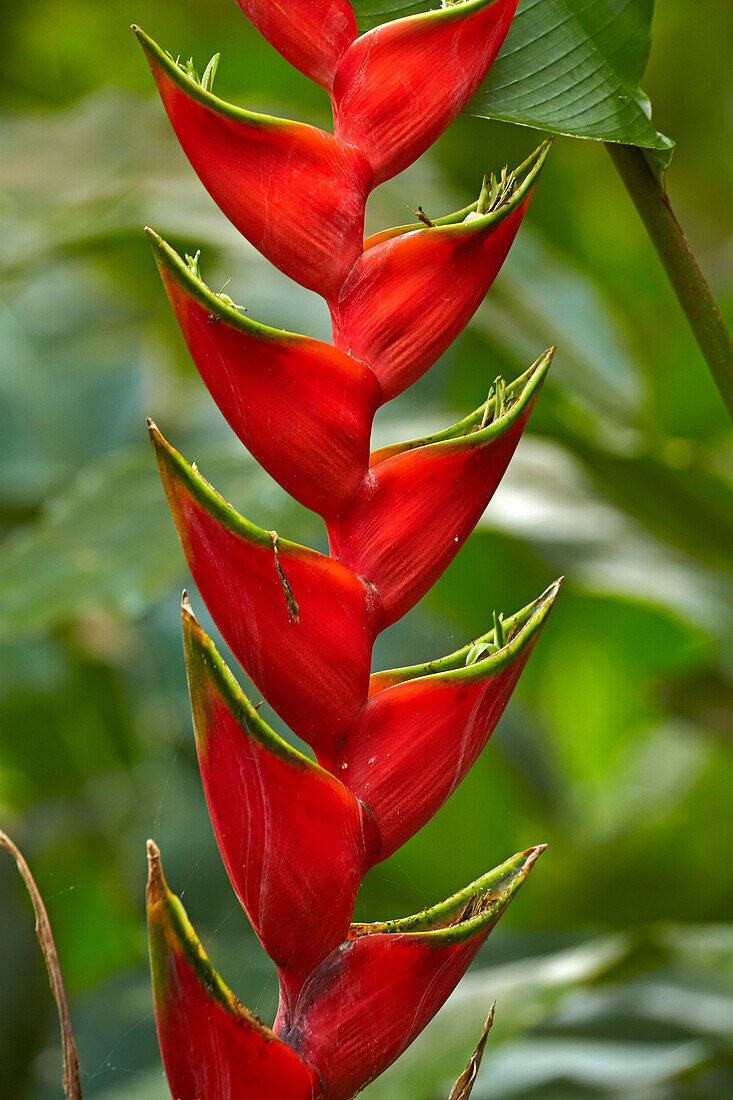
<box><xmin>0</xmin><ymin>831</ymin><xmax>82</xmax><ymax>1100</ymax></box>
<box><xmin>607</xmin><ymin>142</ymin><xmax>733</xmax><ymax>422</ymax></box>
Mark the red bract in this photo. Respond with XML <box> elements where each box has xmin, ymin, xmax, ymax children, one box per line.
<box><xmin>134</xmin><ymin>27</ymin><xmax>372</xmax><ymax>299</ymax></box>
<box><xmin>330</xmin><ymin>351</ymin><xmax>552</xmax><ymax>621</ymax></box>
<box><xmin>335</xmin><ymin>582</ymin><xmax>561</xmax><ymax>854</ymax></box>
<box><xmin>278</xmin><ymin>847</ymin><xmax>543</xmax><ymax>1099</ymax></box>
<box><xmin>332</xmin><ymin>143</ymin><xmax>549</xmax><ymax>400</ymax></box>
<box><xmin>150</xmin><ymin>422</ymin><xmax>382</xmax><ymax>755</ymax></box>
<box><xmin>331</xmin><ymin>0</ymin><xmax>518</xmax><ymax>184</ymax></box>
<box><xmin>182</xmin><ymin>599</ymin><xmax>380</xmax><ymax>1020</ymax></box>
<box><xmin>234</xmin><ymin>0</ymin><xmax>356</xmax><ymax>91</ymax></box>
<box><xmin>139</xmin><ymin>1</ymin><xmax>562</xmax><ymax>1095</ymax></box>
<box><xmin>147</xmin><ymin>231</ymin><xmax>381</xmax><ymax>522</ymax></box>
<box><xmin>147</xmin><ymin>842</ymin><xmax>321</xmax><ymax>1100</ymax></box>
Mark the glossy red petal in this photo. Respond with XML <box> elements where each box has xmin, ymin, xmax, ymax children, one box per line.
<box><xmin>331</xmin><ymin>145</ymin><xmax>548</xmax><ymax>401</ymax></box>
<box><xmin>146</xmin><ymin>842</ymin><xmax>321</xmax><ymax>1100</ymax></box>
<box><xmin>332</xmin><ymin>0</ymin><xmax>517</xmax><ymax>184</ymax></box>
<box><xmin>284</xmin><ymin>849</ymin><xmax>543</xmax><ymax>1100</ymax></box>
<box><xmin>134</xmin><ymin>27</ymin><xmax>372</xmax><ymax>300</ymax></box>
<box><xmin>331</xmin><ymin>352</ymin><xmax>552</xmax><ymax>625</ymax></box>
<box><xmin>149</xmin><ymin>423</ymin><xmax>384</xmax><ymax>756</ymax></box>
<box><xmin>148</xmin><ymin>232</ymin><xmax>382</xmax><ymax>521</ymax></box>
<box><xmin>182</xmin><ymin>602</ymin><xmax>381</xmax><ymax>1022</ymax></box>
<box><xmin>235</xmin><ymin>0</ymin><xmax>356</xmax><ymax>91</ymax></box>
<box><xmin>336</xmin><ymin>583</ymin><xmax>560</xmax><ymax>856</ymax></box>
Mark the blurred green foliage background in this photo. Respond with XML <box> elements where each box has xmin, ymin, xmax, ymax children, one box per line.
<box><xmin>0</xmin><ymin>1</ymin><xmax>731</xmax><ymax>1097</ymax></box>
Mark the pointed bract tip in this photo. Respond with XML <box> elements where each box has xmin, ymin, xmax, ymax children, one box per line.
<box><xmin>146</xmin><ymin>839</ymin><xmax>166</xmax><ymax>899</ymax></box>
<box><xmin>521</xmin><ymin>844</ymin><xmax>547</xmax><ymax>874</ymax></box>
<box><xmin>147</xmin><ymin>420</ymin><xmax>169</xmax><ymax>454</ymax></box>
<box><xmin>530</xmin><ymin>346</ymin><xmax>555</xmax><ymax>379</ymax></box>
<box><xmin>180</xmin><ymin>591</ymin><xmax>202</xmax><ymax>635</ymax></box>
<box><xmin>532</xmin><ymin>137</ymin><xmax>554</xmax><ymax>160</ymax></box>
<box><xmin>144</xmin><ymin>230</ymin><xmax>179</xmax><ymax>273</ymax></box>
<box><xmin>537</xmin><ymin>576</ymin><xmax>563</xmax><ymax>608</ymax></box>
<box><xmin>131</xmin><ymin>24</ymin><xmax>149</xmax><ymax>47</ymax></box>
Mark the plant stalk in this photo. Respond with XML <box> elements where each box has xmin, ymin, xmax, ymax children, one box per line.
<box><xmin>0</xmin><ymin>830</ymin><xmax>82</xmax><ymax>1100</ymax></box>
<box><xmin>607</xmin><ymin>142</ymin><xmax>733</xmax><ymax>423</ymax></box>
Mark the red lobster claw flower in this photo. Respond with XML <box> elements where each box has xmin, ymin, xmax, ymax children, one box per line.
<box><xmin>138</xmin><ymin>0</ymin><xmax>559</xmax><ymax>1092</ymax></box>
<box><xmin>331</xmin><ymin>143</ymin><xmax>550</xmax><ymax>400</ymax></box>
<box><xmin>146</xmin><ymin>841</ymin><xmax>321</xmax><ymax>1100</ymax></box>
<box><xmin>330</xmin><ymin>351</ymin><xmax>553</xmax><ymax>624</ymax></box>
<box><xmin>148</xmin><ymin>421</ymin><xmax>383</xmax><ymax>756</ymax></box>
<box><xmin>282</xmin><ymin>847</ymin><xmax>544</xmax><ymax>1100</ymax></box>
<box><xmin>182</xmin><ymin>598</ymin><xmax>381</xmax><ymax>1022</ymax></box>
<box><xmin>333</xmin><ymin>581</ymin><xmax>562</xmax><ymax>852</ymax></box>
<box><xmin>147</xmin><ymin>230</ymin><xmax>382</xmax><ymax>522</ymax></box>
<box><xmin>133</xmin><ymin>27</ymin><xmax>372</xmax><ymax>299</ymax></box>
<box><xmin>234</xmin><ymin>0</ymin><xmax>356</xmax><ymax>92</ymax></box>
<box><xmin>332</xmin><ymin>0</ymin><xmax>518</xmax><ymax>184</ymax></box>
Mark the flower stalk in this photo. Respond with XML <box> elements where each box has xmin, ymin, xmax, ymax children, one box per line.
<box><xmin>607</xmin><ymin>142</ymin><xmax>733</xmax><ymax>423</ymax></box>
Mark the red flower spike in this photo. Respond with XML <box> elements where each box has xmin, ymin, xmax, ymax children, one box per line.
<box><xmin>133</xmin><ymin>27</ymin><xmax>372</xmax><ymax>300</ymax></box>
<box><xmin>331</xmin><ymin>143</ymin><xmax>550</xmax><ymax>401</ymax></box>
<box><xmin>146</xmin><ymin>841</ymin><xmax>322</xmax><ymax>1100</ymax></box>
<box><xmin>182</xmin><ymin>598</ymin><xmax>381</xmax><ymax>1023</ymax></box>
<box><xmin>332</xmin><ymin>0</ymin><xmax>517</xmax><ymax>185</ymax></box>
<box><xmin>330</xmin><ymin>351</ymin><xmax>552</xmax><ymax>625</ymax></box>
<box><xmin>235</xmin><ymin>0</ymin><xmax>356</xmax><ymax>92</ymax></box>
<box><xmin>149</xmin><ymin>422</ymin><xmax>384</xmax><ymax>755</ymax></box>
<box><xmin>284</xmin><ymin>847</ymin><xmax>544</xmax><ymax>1100</ymax></box>
<box><xmin>336</xmin><ymin>582</ymin><xmax>561</xmax><ymax>855</ymax></box>
<box><xmin>147</xmin><ymin>231</ymin><xmax>382</xmax><ymax>522</ymax></box>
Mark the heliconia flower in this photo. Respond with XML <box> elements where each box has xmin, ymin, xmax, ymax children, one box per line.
<box><xmin>234</xmin><ymin>0</ymin><xmax>356</xmax><ymax>92</ymax></box>
<box><xmin>329</xmin><ymin>351</ymin><xmax>553</xmax><ymax>624</ymax></box>
<box><xmin>147</xmin><ymin>840</ymin><xmax>542</xmax><ymax>1100</ymax></box>
<box><xmin>146</xmin><ymin>230</ymin><xmax>382</xmax><ymax>522</ymax></box>
<box><xmin>146</xmin><ymin>841</ymin><xmax>322</xmax><ymax>1100</ymax></box>
<box><xmin>133</xmin><ymin>27</ymin><xmax>372</xmax><ymax>300</ymax></box>
<box><xmin>282</xmin><ymin>847</ymin><xmax>544</xmax><ymax>1100</ymax></box>
<box><xmin>181</xmin><ymin>596</ymin><xmax>381</xmax><ymax>1022</ymax></box>
<box><xmin>148</xmin><ymin>421</ymin><xmax>383</xmax><ymax>754</ymax></box>
<box><xmin>139</xmin><ymin>0</ymin><xmax>560</xmax><ymax>1091</ymax></box>
<box><xmin>331</xmin><ymin>0</ymin><xmax>518</xmax><ymax>185</ymax></box>
<box><xmin>333</xmin><ymin>581</ymin><xmax>561</xmax><ymax>853</ymax></box>
<box><xmin>331</xmin><ymin>143</ymin><xmax>550</xmax><ymax>400</ymax></box>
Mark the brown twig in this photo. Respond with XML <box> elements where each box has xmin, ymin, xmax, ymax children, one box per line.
<box><xmin>407</xmin><ymin>204</ymin><xmax>435</xmax><ymax>227</ymax></box>
<box><xmin>0</xmin><ymin>830</ymin><xmax>82</xmax><ymax>1099</ymax></box>
<box><xmin>270</xmin><ymin>530</ymin><xmax>300</xmax><ymax>624</ymax></box>
<box><xmin>448</xmin><ymin>1002</ymin><xmax>496</xmax><ymax>1099</ymax></box>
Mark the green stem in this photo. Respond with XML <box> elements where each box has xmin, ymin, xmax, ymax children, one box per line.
<box><xmin>607</xmin><ymin>142</ymin><xmax>733</xmax><ymax>423</ymax></box>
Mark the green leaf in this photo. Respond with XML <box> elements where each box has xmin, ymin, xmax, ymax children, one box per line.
<box><xmin>351</xmin><ymin>0</ymin><xmax>673</xmax><ymax>170</ymax></box>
